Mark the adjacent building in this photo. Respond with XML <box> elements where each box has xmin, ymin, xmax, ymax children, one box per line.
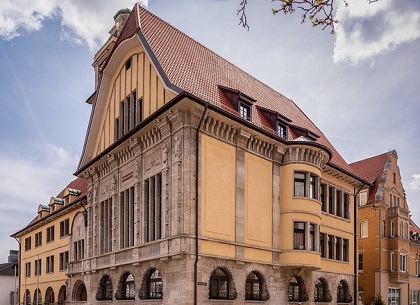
<box><xmin>0</xmin><ymin>250</ymin><xmax>18</xmax><ymax>305</ymax></box>
<box><xmin>11</xmin><ymin>178</ymin><xmax>87</xmax><ymax>305</ymax></box>
<box><xmin>67</xmin><ymin>4</ymin><xmax>367</xmax><ymax>305</ymax></box>
<box><xmin>351</xmin><ymin>150</ymin><xmax>420</xmax><ymax>305</ymax></box>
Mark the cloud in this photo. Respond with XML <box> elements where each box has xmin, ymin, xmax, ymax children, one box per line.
<box><xmin>410</xmin><ymin>174</ymin><xmax>420</xmax><ymax>190</ymax></box>
<box><xmin>333</xmin><ymin>0</ymin><xmax>420</xmax><ymax>63</ymax></box>
<box><xmin>0</xmin><ymin>0</ymin><xmax>149</xmax><ymax>50</ymax></box>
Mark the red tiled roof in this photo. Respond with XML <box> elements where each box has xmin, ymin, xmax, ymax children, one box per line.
<box><xmin>131</xmin><ymin>5</ymin><xmax>357</xmax><ymax>174</ymax></box>
<box><xmin>350</xmin><ymin>153</ymin><xmax>387</xmax><ymax>183</ymax></box>
<box><xmin>410</xmin><ymin>218</ymin><xmax>420</xmax><ymax>235</ymax></box>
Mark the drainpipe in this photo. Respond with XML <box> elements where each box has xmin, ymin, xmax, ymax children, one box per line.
<box><xmin>194</xmin><ymin>103</ymin><xmax>208</xmax><ymax>305</ymax></box>
<box><xmin>354</xmin><ymin>183</ymin><xmax>366</xmax><ymax>305</ymax></box>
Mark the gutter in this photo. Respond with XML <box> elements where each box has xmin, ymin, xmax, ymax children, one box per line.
<box><xmin>194</xmin><ymin>102</ymin><xmax>208</xmax><ymax>305</ymax></box>
<box><xmin>354</xmin><ymin>182</ymin><xmax>366</xmax><ymax>305</ymax></box>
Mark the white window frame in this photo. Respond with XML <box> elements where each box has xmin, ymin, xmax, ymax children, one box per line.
<box><xmin>361</xmin><ymin>221</ymin><xmax>368</xmax><ymax>238</ymax></box>
<box><xmin>391</xmin><ymin>252</ymin><xmax>395</xmax><ymax>271</ymax></box>
<box><xmin>391</xmin><ymin>221</ymin><xmax>396</xmax><ymax>237</ymax></box>
<box><xmin>400</xmin><ymin>254</ymin><xmax>408</xmax><ymax>273</ymax></box>
<box><xmin>359</xmin><ymin>192</ymin><xmax>367</xmax><ymax>206</ymax></box>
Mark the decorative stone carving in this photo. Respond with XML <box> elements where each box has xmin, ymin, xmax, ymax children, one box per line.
<box><xmin>174</xmin><ymin>135</ymin><xmax>182</xmax><ymax>159</ymax></box>
<box><xmin>134</xmin><ymin>158</ymin><xmax>141</xmax><ymax>181</ymax></box>
<box><xmin>110</xmin><ymin>174</ymin><xmax>117</xmax><ymax>195</ymax></box>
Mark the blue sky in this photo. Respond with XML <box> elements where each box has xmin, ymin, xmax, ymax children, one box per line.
<box><xmin>0</xmin><ymin>0</ymin><xmax>419</xmax><ymax>261</ymax></box>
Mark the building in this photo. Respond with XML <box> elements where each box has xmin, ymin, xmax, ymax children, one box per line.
<box><xmin>0</xmin><ymin>250</ymin><xmax>18</xmax><ymax>305</ymax></box>
<box><xmin>66</xmin><ymin>4</ymin><xmax>368</xmax><ymax>305</ymax></box>
<box><xmin>11</xmin><ymin>178</ymin><xmax>87</xmax><ymax>305</ymax></box>
<box><xmin>351</xmin><ymin>150</ymin><xmax>420</xmax><ymax>305</ymax></box>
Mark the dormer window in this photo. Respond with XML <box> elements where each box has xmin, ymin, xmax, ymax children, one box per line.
<box><xmin>277</xmin><ymin>122</ymin><xmax>287</xmax><ymax>139</ymax></box>
<box><xmin>239</xmin><ymin>103</ymin><xmax>251</xmax><ymax>121</ymax></box>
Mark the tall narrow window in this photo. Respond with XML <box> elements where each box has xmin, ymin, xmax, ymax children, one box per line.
<box><xmin>34</xmin><ymin>259</ymin><xmax>41</xmax><ymax>276</ymax></box>
<box><xmin>147</xmin><ymin>269</ymin><xmax>163</xmax><ymax>299</ymax></box>
<box><xmin>294</xmin><ymin>222</ymin><xmax>306</xmax><ymax>250</ymax></box>
<box><xmin>328</xmin><ymin>235</ymin><xmax>334</xmax><ymax>259</ymax></box>
<box><xmin>120</xmin><ymin>187</ymin><xmax>135</xmax><ymax>248</ymax></box>
<box><xmin>294</xmin><ymin>173</ymin><xmax>306</xmax><ymax>197</ymax></box>
<box><xmin>25</xmin><ymin>237</ymin><xmax>31</xmax><ymax>251</ymax></box>
<box><xmin>320</xmin><ymin>233</ymin><xmax>325</xmax><ymax>257</ymax></box>
<box><xmin>390</xmin><ymin>252</ymin><xmax>395</xmax><ymax>271</ymax></box>
<box><xmin>343</xmin><ymin>193</ymin><xmax>350</xmax><ymax>219</ymax></box>
<box><xmin>400</xmin><ymin>222</ymin><xmax>403</xmax><ymax>237</ymax></box>
<box><xmin>277</xmin><ymin>123</ymin><xmax>286</xmax><ymax>139</ymax></box>
<box><xmin>46</xmin><ymin>255</ymin><xmax>54</xmax><ymax>273</ymax></box>
<box><xmin>335</xmin><ymin>237</ymin><xmax>342</xmax><ymax>261</ymax></box>
<box><xmin>336</xmin><ymin>190</ymin><xmax>342</xmax><ymax>217</ymax></box>
<box><xmin>358</xmin><ymin>253</ymin><xmax>363</xmax><ymax>271</ymax></box>
<box><xmin>391</xmin><ymin>221</ymin><xmax>396</xmax><ymax>237</ymax></box>
<box><xmin>320</xmin><ymin>184</ymin><xmax>326</xmax><ymax>212</ymax></box>
<box><xmin>400</xmin><ymin>254</ymin><xmax>408</xmax><ymax>272</ymax></box>
<box><xmin>122</xmin><ymin>273</ymin><xmax>135</xmax><ymax>300</ymax></box>
<box><xmin>416</xmin><ymin>260</ymin><xmax>419</xmax><ymax>276</ymax></box>
<box><xmin>239</xmin><ymin>103</ymin><xmax>251</xmax><ymax>121</ymax></box>
<box><xmin>337</xmin><ymin>280</ymin><xmax>351</xmax><ymax>303</ymax></box>
<box><xmin>288</xmin><ymin>276</ymin><xmax>304</xmax><ymax>302</ymax></box>
<box><xmin>328</xmin><ymin>187</ymin><xmax>334</xmax><ymax>214</ymax></box>
<box><xmin>359</xmin><ymin>192</ymin><xmax>367</xmax><ymax>206</ymax></box>
<box><xmin>145</xmin><ymin>173</ymin><xmax>162</xmax><ymax>242</ymax></box>
<box><xmin>343</xmin><ymin>239</ymin><xmax>349</xmax><ymax>262</ymax></box>
<box><xmin>46</xmin><ymin>226</ymin><xmax>55</xmax><ymax>243</ymax></box>
<box><xmin>59</xmin><ymin>219</ymin><xmax>69</xmax><ymax>237</ymax></box>
<box><xmin>74</xmin><ymin>240</ymin><xmax>85</xmax><ymax>261</ymax></box>
<box><xmin>59</xmin><ymin>251</ymin><xmax>69</xmax><ymax>271</ymax></box>
<box><xmin>35</xmin><ymin>232</ymin><xmax>42</xmax><ymax>247</ymax></box>
<box><xmin>309</xmin><ymin>175</ymin><xmax>317</xmax><ymax>199</ymax></box>
<box><xmin>100</xmin><ymin>198</ymin><xmax>113</xmax><ymax>254</ymax></box>
<box><xmin>309</xmin><ymin>224</ymin><xmax>316</xmax><ymax>251</ymax></box>
<box><xmin>25</xmin><ymin>262</ymin><xmax>31</xmax><ymax>277</ymax></box>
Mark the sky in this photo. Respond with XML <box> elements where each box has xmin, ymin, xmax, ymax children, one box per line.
<box><xmin>0</xmin><ymin>0</ymin><xmax>419</xmax><ymax>262</ymax></box>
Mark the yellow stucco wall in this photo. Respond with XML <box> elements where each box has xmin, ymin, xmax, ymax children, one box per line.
<box><xmin>200</xmin><ymin>135</ymin><xmax>236</xmax><ymax>246</ymax></box>
<box><xmin>18</xmin><ymin>207</ymin><xmax>84</xmax><ymax>303</ymax></box>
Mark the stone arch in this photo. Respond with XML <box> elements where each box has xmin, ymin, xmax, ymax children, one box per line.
<box><xmin>288</xmin><ymin>275</ymin><xmax>308</xmax><ymax>302</ymax></box>
<box><xmin>314</xmin><ymin>277</ymin><xmax>332</xmax><ymax>302</ymax></box>
<box><xmin>139</xmin><ymin>268</ymin><xmax>163</xmax><ymax>299</ymax></box>
<box><xmin>337</xmin><ymin>279</ymin><xmax>352</xmax><ymax>303</ymax></box>
<box><xmin>96</xmin><ymin>274</ymin><xmax>113</xmax><ymax>300</ymax></box>
<box><xmin>73</xmin><ymin>280</ymin><xmax>87</xmax><ymax>301</ymax></box>
<box><xmin>33</xmin><ymin>289</ymin><xmax>42</xmax><ymax>305</ymax></box>
<box><xmin>24</xmin><ymin>289</ymin><xmax>31</xmax><ymax>305</ymax></box>
<box><xmin>245</xmin><ymin>270</ymin><xmax>269</xmax><ymax>301</ymax></box>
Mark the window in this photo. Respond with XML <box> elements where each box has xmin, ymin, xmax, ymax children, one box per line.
<box><xmin>115</xmin><ymin>91</ymin><xmax>142</xmax><ymax>140</ymax></box>
<box><xmin>46</xmin><ymin>255</ymin><xmax>54</xmax><ymax>273</ymax></box>
<box><xmin>337</xmin><ymin>280</ymin><xmax>351</xmax><ymax>303</ymax></box>
<box><xmin>393</xmin><ymin>172</ymin><xmax>396</xmax><ymax>183</ymax></box>
<box><xmin>239</xmin><ymin>103</ymin><xmax>251</xmax><ymax>121</ymax></box>
<box><xmin>122</xmin><ymin>273</ymin><xmax>135</xmax><ymax>300</ymax></box>
<box><xmin>46</xmin><ymin>226</ymin><xmax>54</xmax><ymax>243</ymax></box>
<box><xmin>25</xmin><ymin>289</ymin><xmax>31</xmax><ymax>305</ymax></box>
<box><xmin>60</xmin><ymin>219</ymin><xmax>69</xmax><ymax>237</ymax></box>
<box><xmin>391</xmin><ymin>252</ymin><xmax>395</xmax><ymax>271</ymax></box>
<box><xmin>25</xmin><ymin>262</ymin><xmax>31</xmax><ymax>277</ymax></box>
<box><xmin>144</xmin><ymin>173</ymin><xmax>162</xmax><ymax>242</ymax></box>
<box><xmin>147</xmin><ymin>269</ymin><xmax>163</xmax><ymax>299</ymax></box>
<box><xmin>288</xmin><ymin>276</ymin><xmax>304</xmax><ymax>302</ymax></box>
<box><xmin>120</xmin><ymin>187</ymin><xmax>135</xmax><ymax>248</ymax></box>
<box><xmin>309</xmin><ymin>224</ymin><xmax>316</xmax><ymax>251</ymax></box>
<box><xmin>59</xmin><ymin>251</ymin><xmax>69</xmax><ymax>271</ymax></box>
<box><xmin>314</xmin><ymin>278</ymin><xmax>329</xmax><ymax>302</ymax></box>
<box><xmin>410</xmin><ymin>290</ymin><xmax>420</xmax><ymax>305</ymax></box>
<box><xmin>328</xmin><ymin>187</ymin><xmax>334</xmax><ymax>214</ymax></box>
<box><xmin>320</xmin><ymin>233</ymin><xmax>325</xmax><ymax>257</ymax></box>
<box><xmin>405</xmin><ymin>223</ymin><xmax>409</xmax><ymax>239</ymax></box>
<box><xmin>358</xmin><ymin>253</ymin><xmax>363</xmax><ymax>271</ymax></box>
<box><xmin>309</xmin><ymin>175</ymin><xmax>317</xmax><ymax>199</ymax></box>
<box><xmin>277</xmin><ymin>123</ymin><xmax>286</xmax><ymax>139</ymax></box>
<box><xmin>343</xmin><ymin>239</ymin><xmax>349</xmax><ymax>262</ymax></box>
<box><xmin>343</xmin><ymin>193</ymin><xmax>350</xmax><ymax>219</ymax></box>
<box><xmin>388</xmin><ymin>288</ymin><xmax>400</xmax><ymax>305</ymax></box>
<box><xmin>210</xmin><ymin>268</ymin><xmax>229</xmax><ymax>299</ymax></box>
<box><xmin>361</xmin><ymin>221</ymin><xmax>368</xmax><ymax>238</ymax></box>
<box><xmin>100</xmin><ymin>198</ymin><xmax>113</xmax><ymax>254</ymax></box>
<box><xmin>25</xmin><ymin>237</ymin><xmax>31</xmax><ymax>251</ymax></box>
<box><xmin>294</xmin><ymin>173</ymin><xmax>306</xmax><ymax>197</ymax></box>
<box><xmin>416</xmin><ymin>260</ymin><xmax>419</xmax><ymax>276</ymax></box>
<box><xmin>400</xmin><ymin>222</ymin><xmax>403</xmax><ymax>237</ymax></box>
<box><xmin>328</xmin><ymin>235</ymin><xmax>334</xmax><ymax>259</ymax></box>
<box><xmin>320</xmin><ymin>184</ymin><xmax>327</xmax><ymax>212</ymax></box>
<box><xmin>294</xmin><ymin>222</ymin><xmax>306</xmax><ymax>250</ymax></box>
<box><xmin>336</xmin><ymin>190</ymin><xmax>342</xmax><ymax>217</ymax></box>
<box><xmin>400</xmin><ymin>254</ymin><xmax>408</xmax><ymax>272</ymax></box>
<box><xmin>245</xmin><ymin>272</ymin><xmax>262</xmax><ymax>300</ymax></box>
<box><xmin>35</xmin><ymin>232</ymin><xmax>42</xmax><ymax>247</ymax></box>
<box><xmin>358</xmin><ymin>192</ymin><xmax>367</xmax><ymax>206</ymax></box>
<box><xmin>335</xmin><ymin>237</ymin><xmax>342</xmax><ymax>261</ymax></box>
<box><xmin>391</xmin><ymin>221</ymin><xmax>396</xmax><ymax>237</ymax></box>
<box><xmin>34</xmin><ymin>259</ymin><xmax>41</xmax><ymax>276</ymax></box>
<box><xmin>74</xmin><ymin>240</ymin><xmax>85</xmax><ymax>261</ymax></box>
<box><xmin>99</xmin><ymin>275</ymin><xmax>113</xmax><ymax>300</ymax></box>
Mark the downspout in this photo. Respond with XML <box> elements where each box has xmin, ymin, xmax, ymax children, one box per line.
<box><xmin>194</xmin><ymin>103</ymin><xmax>208</xmax><ymax>305</ymax></box>
<box><xmin>354</xmin><ymin>182</ymin><xmax>366</xmax><ymax>305</ymax></box>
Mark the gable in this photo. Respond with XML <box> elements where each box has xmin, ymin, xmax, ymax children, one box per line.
<box><xmin>78</xmin><ymin>36</ymin><xmax>177</xmax><ymax>170</ymax></box>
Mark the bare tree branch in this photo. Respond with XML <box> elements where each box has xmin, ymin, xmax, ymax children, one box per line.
<box><xmin>238</xmin><ymin>0</ymin><xmax>250</xmax><ymax>30</ymax></box>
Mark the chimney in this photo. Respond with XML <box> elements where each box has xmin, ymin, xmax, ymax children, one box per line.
<box><xmin>109</xmin><ymin>8</ymin><xmax>131</xmax><ymax>38</ymax></box>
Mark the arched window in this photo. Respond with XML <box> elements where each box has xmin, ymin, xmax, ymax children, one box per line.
<box><xmin>25</xmin><ymin>289</ymin><xmax>31</xmax><ymax>305</ymax></box>
<box><xmin>33</xmin><ymin>289</ymin><xmax>42</xmax><ymax>305</ymax></box>
<box><xmin>360</xmin><ymin>221</ymin><xmax>368</xmax><ymax>238</ymax></box>
<box><xmin>245</xmin><ymin>272</ymin><xmax>262</xmax><ymax>300</ymax></box>
<box><xmin>97</xmin><ymin>275</ymin><xmax>113</xmax><ymax>300</ymax></box>
<box><xmin>288</xmin><ymin>276</ymin><xmax>303</xmax><ymax>301</ymax></box>
<box><xmin>147</xmin><ymin>269</ymin><xmax>163</xmax><ymax>299</ymax></box>
<box><xmin>123</xmin><ymin>273</ymin><xmax>135</xmax><ymax>300</ymax></box>
<box><xmin>210</xmin><ymin>268</ymin><xmax>229</xmax><ymax>299</ymax></box>
<box><xmin>314</xmin><ymin>278</ymin><xmax>329</xmax><ymax>302</ymax></box>
<box><xmin>58</xmin><ymin>285</ymin><xmax>66</xmax><ymax>305</ymax></box>
<box><xmin>337</xmin><ymin>280</ymin><xmax>352</xmax><ymax>303</ymax></box>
